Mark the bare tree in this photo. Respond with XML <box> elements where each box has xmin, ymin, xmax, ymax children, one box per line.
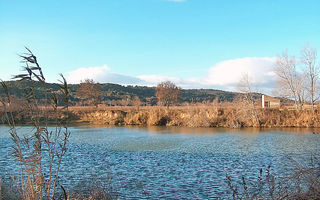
<box><xmin>76</xmin><ymin>79</ymin><xmax>104</xmax><ymax>107</ymax></box>
<box><xmin>155</xmin><ymin>81</ymin><xmax>181</xmax><ymax>108</ymax></box>
<box><xmin>274</xmin><ymin>51</ymin><xmax>305</xmax><ymax>110</ymax></box>
<box><xmin>132</xmin><ymin>96</ymin><xmax>142</xmax><ymax>110</ymax></box>
<box><xmin>237</xmin><ymin>73</ymin><xmax>260</xmax><ymax>127</ymax></box>
<box><xmin>301</xmin><ymin>44</ymin><xmax>319</xmax><ymax>111</ymax></box>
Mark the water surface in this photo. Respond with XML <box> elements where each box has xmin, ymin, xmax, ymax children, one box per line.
<box><xmin>0</xmin><ymin>126</ymin><xmax>319</xmax><ymax>199</ymax></box>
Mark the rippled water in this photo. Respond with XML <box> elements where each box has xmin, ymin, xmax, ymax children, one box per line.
<box><xmin>0</xmin><ymin>126</ymin><xmax>319</xmax><ymax>199</ymax></box>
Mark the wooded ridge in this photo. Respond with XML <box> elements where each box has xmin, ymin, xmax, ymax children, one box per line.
<box><xmin>0</xmin><ymin>80</ymin><xmax>240</xmax><ymax>105</ymax></box>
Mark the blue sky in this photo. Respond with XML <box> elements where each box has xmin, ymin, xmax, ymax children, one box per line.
<box><xmin>1</xmin><ymin>0</ymin><xmax>319</xmax><ymax>91</ymax></box>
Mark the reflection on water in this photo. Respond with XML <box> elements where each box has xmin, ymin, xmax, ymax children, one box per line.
<box><xmin>0</xmin><ymin>125</ymin><xmax>319</xmax><ymax>199</ymax></box>
<box><xmin>134</xmin><ymin>126</ymin><xmax>319</xmax><ymax>135</ymax></box>
<box><xmin>71</xmin><ymin>124</ymin><xmax>320</xmax><ymax>135</ymax></box>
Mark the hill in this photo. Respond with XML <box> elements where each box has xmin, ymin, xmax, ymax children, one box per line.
<box><xmin>0</xmin><ymin>80</ymin><xmax>240</xmax><ymax>105</ymax></box>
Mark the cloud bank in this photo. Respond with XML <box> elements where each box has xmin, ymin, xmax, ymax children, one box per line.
<box><xmin>66</xmin><ymin>57</ymin><xmax>277</xmax><ymax>93</ymax></box>
<box><xmin>67</xmin><ymin>65</ymin><xmax>144</xmax><ymax>85</ymax></box>
<box><xmin>203</xmin><ymin>57</ymin><xmax>276</xmax><ymax>91</ymax></box>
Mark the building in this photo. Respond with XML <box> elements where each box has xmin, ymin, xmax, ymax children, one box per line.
<box><xmin>262</xmin><ymin>95</ymin><xmax>280</xmax><ymax>108</ymax></box>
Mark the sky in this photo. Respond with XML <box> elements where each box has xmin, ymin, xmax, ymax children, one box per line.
<box><xmin>1</xmin><ymin>0</ymin><xmax>320</xmax><ymax>93</ymax></box>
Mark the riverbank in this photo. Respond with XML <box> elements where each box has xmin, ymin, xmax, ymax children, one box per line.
<box><xmin>74</xmin><ymin>106</ymin><xmax>320</xmax><ymax>128</ymax></box>
<box><xmin>2</xmin><ymin>106</ymin><xmax>320</xmax><ymax>128</ymax></box>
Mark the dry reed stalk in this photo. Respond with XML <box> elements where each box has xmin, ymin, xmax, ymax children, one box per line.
<box><xmin>226</xmin><ymin>155</ymin><xmax>320</xmax><ymax>199</ymax></box>
<box><xmin>1</xmin><ymin>48</ymin><xmax>71</xmax><ymax>200</ymax></box>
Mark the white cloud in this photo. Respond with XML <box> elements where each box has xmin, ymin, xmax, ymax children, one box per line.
<box><xmin>137</xmin><ymin>57</ymin><xmax>277</xmax><ymax>91</ymax></box>
<box><xmin>67</xmin><ymin>65</ymin><xmax>110</xmax><ymax>83</ymax></box>
<box><xmin>202</xmin><ymin>57</ymin><xmax>277</xmax><ymax>91</ymax></box>
<box><xmin>66</xmin><ymin>65</ymin><xmax>143</xmax><ymax>85</ymax></box>
<box><xmin>137</xmin><ymin>75</ymin><xmax>208</xmax><ymax>89</ymax></box>
<box><xmin>137</xmin><ymin>75</ymin><xmax>182</xmax><ymax>85</ymax></box>
<box><xmin>66</xmin><ymin>57</ymin><xmax>277</xmax><ymax>93</ymax></box>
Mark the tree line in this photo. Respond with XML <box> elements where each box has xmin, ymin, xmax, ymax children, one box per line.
<box><xmin>0</xmin><ymin>80</ymin><xmax>238</xmax><ymax>107</ymax></box>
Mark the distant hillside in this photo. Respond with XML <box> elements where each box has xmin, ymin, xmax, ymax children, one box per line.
<box><xmin>0</xmin><ymin>80</ymin><xmax>241</xmax><ymax>105</ymax></box>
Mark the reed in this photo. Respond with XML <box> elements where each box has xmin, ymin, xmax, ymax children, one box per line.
<box><xmin>51</xmin><ymin>105</ymin><xmax>320</xmax><ymax>128</ymax></box>
<box><xmin>226</xmin><ymin>155</ymin><xmax>320</xmax><ymax>200</ymax></box>
<box><xmin>1</xmin><ymin>48</ymin><xmax>71</xmax><ymax>200</ymax></box>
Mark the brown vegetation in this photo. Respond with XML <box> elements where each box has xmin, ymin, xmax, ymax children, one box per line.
<box><xmin>76</xmin><ymin>79</ymin><xmax>104</xmax><ymax>107</ymax></box>
<box><xmin>9</xmin><ymin>104</ymin><xmax>315</xmax><ymax>128</ymax></box>
<box><xmin>1</xmin><ymin>48</ymin><xmax>71</xmax><ymax>200</ymax></box>
<box><xmin>56</xmin><ymin>99</ymin><xmax>320</xmax><ymax>128</ymax></box>
<box><xmin>226</xmin><ymin>155</ymin><xmax>320</xmax><ymax>200</ymax></box>
<box><xmin>155</xmin><ymin>81</ymin><xmax>181</xmax><ymax>108</ymax></box>
<box><xmin>3</xmin><ymin>95</ymin><xmax>320</xmax><ymax>128</ymax></box>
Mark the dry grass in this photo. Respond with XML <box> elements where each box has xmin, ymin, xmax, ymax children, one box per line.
<box><xmin>0</xmin><ymin>178</ymin><xmax>116</xmax><ymax>200</ymax></box>
<box><xmin>67</xmin><ymin>105</ymin><xmax>320</xmax><ymax>128</ymax></box>
<box><xmin>3</xmin><ymin>104</ymin><xmax>320</xmax><ymax>128</ymax></box>
<box><xmin>67</xmin><ymin>188</ymin><xmax>114</xmax><ymax>200</ymax></box>
<box><xmin>226</xmin><ymin>155</ymin><xmax>320</xmax><ymax>200</ymax></box>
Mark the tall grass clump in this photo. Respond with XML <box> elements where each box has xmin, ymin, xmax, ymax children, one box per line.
<box><xmin>226</xmin><ymin>155</ymin><xmax>320</xmax><ymax>199</ymax></box>
<box><xmin>0</xmin><ymin>48</ymin><xmax>71</xmax><ymax>200</ymax></box>
<box><xmin>66</xmin><ymin>176</ymin><xmax>116</xmax><ymax>200</ymax></box>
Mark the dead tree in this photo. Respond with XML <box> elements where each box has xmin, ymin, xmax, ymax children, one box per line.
<box><xmin>301</xmin><ymin>44</ymin><xmax>319</xmax><ymax>111</ymax></box>
<box><xmin>274</xmin><ymin>51</ymin><xmax>305</xmax><ymax>110</ymax></box>
<box><xmin>237</xmin><ymin>73</ymin><xmax>260</xmax><ymax>127</ymax></box>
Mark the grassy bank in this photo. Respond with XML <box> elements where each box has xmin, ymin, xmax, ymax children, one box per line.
<box><xmin>3</xmin><ymin>105</ymin><xmax>319</xmax><ymax>128</ymax></box>
<box><xmin>69</xmin><ymin>105</ymin><xmax>320</xmax><ymax>128</ymax></box>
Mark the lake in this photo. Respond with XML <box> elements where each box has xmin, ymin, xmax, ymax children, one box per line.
<box><xmin>0</xmin><ymin>126</ymin><xmax>319</xmax><ymax>199</ymax></box>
